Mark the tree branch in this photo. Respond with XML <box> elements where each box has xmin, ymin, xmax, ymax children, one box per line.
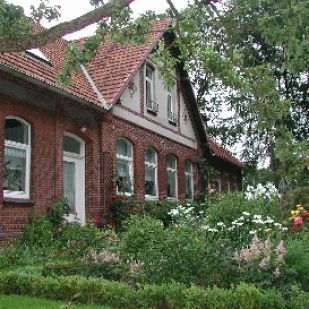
<box><xmin>0</xmin><ymin>0</ymin><xmax>135</xmax><ymax>53</ymax></box>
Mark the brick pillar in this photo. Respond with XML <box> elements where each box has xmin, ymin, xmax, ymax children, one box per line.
<box><xmin>54</xmin><ymin>102</ymin><xmax>64</xmax><ymax>199</ymax></box>
<box><xmin>134</xmin><ymin>143</ymin><xmax>145</xmax><ymax>201</ymax></box>
<box><xmin>158</xmin><ymin>152</ymin><xmax>167</xmax><ymax>199</ymax></box>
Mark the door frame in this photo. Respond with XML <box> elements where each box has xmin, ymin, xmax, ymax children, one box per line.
<box><xmin>63</xmin><ymin>133</ymin><xmax>86</xmax><ymax>224</ymax></box>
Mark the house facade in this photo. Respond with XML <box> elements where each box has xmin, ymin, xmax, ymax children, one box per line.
<box><xmin>0</xmin><ymin>20</ymin><xmax>243</xmax><ymax>242</ymax></box>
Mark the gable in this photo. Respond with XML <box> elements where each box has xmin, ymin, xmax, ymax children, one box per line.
<box><xmin>112</xmin><ymin>60</ymin><xmax>198</xmax><ymax>150</ymax></box>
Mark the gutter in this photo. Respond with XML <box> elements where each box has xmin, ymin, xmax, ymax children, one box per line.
<box><xmin>80</xmin><ymin>64</ymin><xmax>111</xmax><ymax>110</ymax></box>
<box><xmin>0</xmin><ymin>62</ymin><xmax>105</xmax><ymax>113</ymax></box>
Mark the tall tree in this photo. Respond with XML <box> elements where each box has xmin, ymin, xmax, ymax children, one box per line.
<box><xmin>0</xmin><ymin>0</ymin><xmax>308</xmax><ymax>187</ymax></box>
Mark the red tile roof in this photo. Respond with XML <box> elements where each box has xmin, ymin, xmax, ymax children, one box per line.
<box><xmin>0</xmin><ymin>32</ymin><xmax>101</xmax><ymax>106</ymax></box>
<box><xmin>0</xmin><ymin>19</ymin><xmax>170</xmax><ymax>109</ymax></box>
<box><xmin>208</xmin><ymin>137</ymin><xmax>244</xmax><ymax>168</ymax></box>
<box><xmin>83</xmin><ymin>19</ymin><xmax>171</xmax><ymax>106</ymax></box>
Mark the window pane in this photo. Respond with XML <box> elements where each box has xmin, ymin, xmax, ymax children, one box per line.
<box><xmin>145</xmin><ymin>148</ymin><xmax>156</xmax><ymax>164</ymax></box>
<box><xmin>5</xmin><ymin>119</ymin><xmax>28</xmax><ymax>144</ymax></box>
<box><xmin>167</xmin><ymin>93</ymin><xmax>172</xmax><ymax>113</ymax></box>
<box><xmin>185</xmin><ymin>174</ymin><xmax>192</xmax><ymax>199</ymax></box>
<box><xmin>3</xmin><ymin>146</ymin><xmax>26</xmax><ymax>192</ymax></box>
<box><xmin>167</xmin><ymin>155</ymin><xmax>176</xmax><ymax>169</ymax></box>
<box><xmin>146</xmin><ymin>66</ymin><xmax>153</xmax><ymax>80</ymax></box>
<box><xmin>63</xmin><ymin>161</ymin><xmax>76</xmax><ymax>211</ymax></box>
<box><xmin>185</xmin><ymin>161</ymin><xmax>192</xmax><ymax>173</ymax></box>
<box><xmin>117</xmin><ymin>139</ymin><xmax>131</xmax><ymax>157</ymax></box>
<box><xmin>63</xmin><ymin>136</ymin><xmax>80</xmax><ymax>154</ymax></box>
<box><xmin>167</xmin><ymin>170</ymin><xmax>176</xmax><ymax>198</ymax></box>
<box><xmin>146</xmin><ymin>79</ymin><xmax>152</xmax><ymax>104</ymax></box>
<box><xmin>116</xmin><ymin>159</ymin><xmax>131</xmax><ymax>193</ymax></box>
<box><xmin>145</xmin><ymin>165</ymin><xmax>156</xmax><ymax>196</ymax></box>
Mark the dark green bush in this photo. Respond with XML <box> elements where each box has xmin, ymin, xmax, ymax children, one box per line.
<box><xmin>1</xmin><ymin>272</ymin><xmax>299</xmax><ymax>309</ymax></box>
<box><xmin>205</xmin><ymin>193</ymin><xmax>282</xmax><ymax>226</ymax></box>
<box><xmin>43</xmin><ymin>261</ymin><xmax>127</xmax><ymax>281</ymax></box>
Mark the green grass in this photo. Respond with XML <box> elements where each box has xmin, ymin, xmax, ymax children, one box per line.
<box><xmin>0</xmin><ymin>295</ymin><xmax>111</xmax><ymax>309</ymax></box>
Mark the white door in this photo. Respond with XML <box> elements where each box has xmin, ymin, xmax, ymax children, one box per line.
<box><xmin>63</xmin><ymin>134</ymin><xmax>85</xmax><ymax>224</ymax></box>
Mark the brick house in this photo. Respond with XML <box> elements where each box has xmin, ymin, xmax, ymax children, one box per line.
<box><xmin>0</xmin><ymin>20</ymin><xmax>243</xmax><ymax>242</ymax></box>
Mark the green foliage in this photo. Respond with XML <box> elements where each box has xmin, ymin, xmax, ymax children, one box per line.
<box><xmin>43</xmin><ymin>261</ymin><xmax>127</xmax><ymax>282</ymax></box>
<box><xmin>0</xmin><ymin>271</ymin><xmax>298</xmax><ymax>309</ymax></box>
<box><xmin>205</xmin><ymin>192</ymin><xmax>282</xmax><ymax>225</ymax></box>
<box><xmin>0</xmin><ymin>294</ymin><xmax>106</xmax><ymax>309</ymax></box>
<box><xmin>281</xmin><ymin>186</ymin><xmax>309</xmax><ymax>217</ymax></box>
<box><xmin>19</xmin><ymin>215</ymin><xmax>54</xmax><ymax>250</ymax></box>
<box><xmin>46</xmin><ymin>198</ymin><xmax>71</xmax><ymax>229</ymax></box>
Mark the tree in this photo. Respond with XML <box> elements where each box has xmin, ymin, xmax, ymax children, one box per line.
<box><xmin>0</xmin><ymin>0</ymin><xmax>308</xmax><ymax>187</ymax></box>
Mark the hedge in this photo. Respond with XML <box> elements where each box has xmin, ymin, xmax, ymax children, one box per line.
<box><xmin>0</xmin><ymin>272</ymin><xmax>308</xmax><ymax>308</ymax></box>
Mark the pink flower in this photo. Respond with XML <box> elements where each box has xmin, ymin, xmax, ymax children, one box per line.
<box><xmin>259</xmin><ymin>256</ymin><xmax>270</xmax><ymax>270</ymax></box>
<box><xmin>294</xmin><ymin>216</ymin><xmax>303</xmax><ymax>226</ymax></box>
<box><xmin>275</xmin><ymin>240</ymin><xmax>286</xmax><ymax>255</ymax></box>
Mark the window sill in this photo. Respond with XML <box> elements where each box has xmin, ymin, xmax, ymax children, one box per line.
<box><xmin>168</xmin><ymin>120</ymin><xmax>177</xmax><ymax>126</ymax></box>
<box><xmin>3</xmin><ymin>197</ymin><xmax>34</xmax><ymax>206</ymax></box>
<box><xmin>145</xmin><ymin>195</ymin><xmax>158</xmax><ymax>201</ymax></box>
<box><xmin>147</xmin><ymin>109</ymin><xmax>158</xmax><ymax>116</ymax></box>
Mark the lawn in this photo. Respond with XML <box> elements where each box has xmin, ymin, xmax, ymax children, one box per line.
<box><xmin>0</xmin><ymin>295</ymin><xmax>110</xmax><ymax>309</ymax></box>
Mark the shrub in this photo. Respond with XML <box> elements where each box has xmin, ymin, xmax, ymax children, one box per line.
<box><xmin>205</xmin><ymin>193</ymin><xmax>282</xmax><ymax>226</ymax></box>
<box><xmin>0</xmin><ymin>272</ymin><xmax>296</xmax><ymax>309</ymax></box>
<box><xmin>43</xmin><ymin>261</ymin><xmax>128</xmax><ymax>281</ymax></box>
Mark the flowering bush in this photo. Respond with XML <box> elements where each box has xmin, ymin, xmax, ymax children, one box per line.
<box><xmin>232</xmin><ymin>235</ymin><xmax>287</xmax><ymax>288</ymax></box>
<box><xmin>245</xmin><ymin>182</ymin><xmax>280</xmax><ymax>201</ymax></box>
<box><xmin>288</xmin><ymin>204</ymin><xmax>308</xmax><ymax>231</ymax></box>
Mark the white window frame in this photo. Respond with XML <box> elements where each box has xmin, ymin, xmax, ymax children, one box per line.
<box><xmin>184</xmin><ymin>160</ymin><xmax>194</xmax><ymax>200</ymax></box>
<box><xmin>63</xmin><ymin>132</ymin><xmax>86</xmax><ymax>224</ymax></box>
<box><xmin>116</xmin><ymin>138</ymin><xmax>134</xmax><ymax>196</ymax></box>
<box><xmin>144</xmin><ymin>147</ymin><xmax>158</xmax><ymax>200</ymax></box>
<box><xmin>145</xmin><ymin>65</ymin><xmax>159</xmax><ymax>113</ymax></box>
<box><xmin>166</xmin><ymin>155</ymin><xmax>178</xmax><ymax>200</ymax></box>
<box><xmin>3</xmin><ymin>116</ymin><xmax>31</xmax><ymax>199</ymax></box>
<box><xmin>167</xmin><ymin>91</ymin><xmax>177</xmax><ymax>124</ymax></box>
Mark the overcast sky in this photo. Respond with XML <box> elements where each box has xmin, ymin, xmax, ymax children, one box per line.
<box><xmin>9</xmin><ymin>0</ymin><xmax>191</xmax><ymax>39</ymax></box>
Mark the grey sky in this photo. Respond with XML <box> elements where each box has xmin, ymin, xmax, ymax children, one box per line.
<box><xmin>9</xmin><ymin>0</ymin><xmax>191</xmax><ymax>39</ymax></box>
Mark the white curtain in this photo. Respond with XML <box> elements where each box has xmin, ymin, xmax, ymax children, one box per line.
<box><xmin>63</xmin><ymin>161</ymin><xmax>75</xmax><ymax>211</ymax></box>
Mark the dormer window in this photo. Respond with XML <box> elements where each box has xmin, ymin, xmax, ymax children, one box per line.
<box><xmin>26</xmin><ymin>49</ymin><xmax>52</xmax><ymax>66</ymax></box>
<box><xmin>146</xmin><ymin>65</ymin><xmax>158</xmax><ymax>114</ymax></box>
<box><xmin>167</xmin><ymin>91</ymin><xmax>177</xmax><ymax>125</ymax></box>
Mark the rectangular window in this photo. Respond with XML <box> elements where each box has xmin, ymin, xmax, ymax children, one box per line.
<box><xmin>166</xmin><ymin>155</ymin><xmax>177</xmax><ymax>199</ymax></box>
<box><xmin>167</xmin><ymin>92</ymin><xmax>177</xmax><ymax>124</ymax></box>
<box><xmin>116</xmin><ymin>139</ymin><xmax>133</xmax><ymax>195</ymax></box>
<box><xmin>145</xmin><ymin>148</ymin><xmax>157</xmax><ymax>199</ymax></box>
<box><xmin>146</xmin><ymin>65</ymin><xmax>159</xmax><ymax>114</ymax></box>
<box><xmin>185</xmin><ymin>161</ymin><xmax>194</xmax><ymax>200</ymax></box>
<box><xmin>3</xmin><ymin>117</ymin><xmax>31</xmax><ymax>199</ymax></box>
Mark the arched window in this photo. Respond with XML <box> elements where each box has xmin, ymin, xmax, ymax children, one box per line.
<box><xmin>166</xmin><ymin>154</ymin><xmax>177</xmax><ymax>199</ymax></box>
<box><xmin>145</xmin><ymin>147</ymin><xmax>157</xmax><ymax>199</ymax></box>
<box><xmin>3</xmin><ymin>117</ymin><xmax>31</xmax><ymax>198</ymax></box>
<box><xmin>116</xmin><ymin>138</ymin><xmax>133</xmax><ymax>194</ymax></box>
<box><xmin>185</xmin><ymin>160</ymin><xmax>194</xmax><ymax>200</ymax></box>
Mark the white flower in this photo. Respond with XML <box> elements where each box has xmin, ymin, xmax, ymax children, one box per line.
<box><xmin>249</xmin><ymin>230</ymin><xmax>257</xmax><ymax>235</ymax></box>
<box><xmin>235</xmin><ymin>222</ymin><xmax>244</xmax><ymax>226</ymax></box>
<box><xmin>281</xmin><ymin>227</ymin><xmax>288</xmax><ymax>232</ymax></box>
<box><xmin>238</xmin><ymin>216</ymin><xmax>245</xmax><ymax>221</ymax></box>
<box><xmin>242</xmin><ymin>211</ymin><xmax>250</xmax><ymax>216</ymax></box>
<box><xmin>168</xmin><ymin>209</ymin><xmax>179</xmax><ymax>217</ymax></box>
<box><xmin>217</xmin><ymin>222</ymin><xmax>225</xmax><ymax>227</ymax></box>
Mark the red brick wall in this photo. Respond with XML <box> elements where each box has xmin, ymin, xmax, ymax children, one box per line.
<box><xmin>0</xmin><ymin>94</ymin><xmax>102</xmax><ymax>243</ymax></box>
<box><xmin>101</xmin><ymin>114</ymin><xmax>202</xmax><ymax>206</ymax></box>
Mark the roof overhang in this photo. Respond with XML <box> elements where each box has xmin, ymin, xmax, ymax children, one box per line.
<box><xmin>0</xmin><ymin>62</ymin><xmax>106</xmax><ymax>113</ymax></box>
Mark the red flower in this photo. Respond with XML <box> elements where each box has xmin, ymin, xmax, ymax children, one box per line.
<box><xmin>294</xmin><ymin>216</ymin><xmax>303</xmax><ymax>226</ymax></box>
<box><xmin>94</xmin><ymin>215</ymin><xmax>102</xmax><ymax>223</ymax></box>
<box><xmin>124</xmin><ymin>195</ymin><xmax>129</xmax><ymax>201</ymax></box>
<box><xmin>111</xmin><ymin>195</ymin><xmax>118</xmax><ymax>201</ymax></box>
<box><xmin>303</xmin><ymin>212</ymin><xmax>309</xmax><ymax>218</ymax></box>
